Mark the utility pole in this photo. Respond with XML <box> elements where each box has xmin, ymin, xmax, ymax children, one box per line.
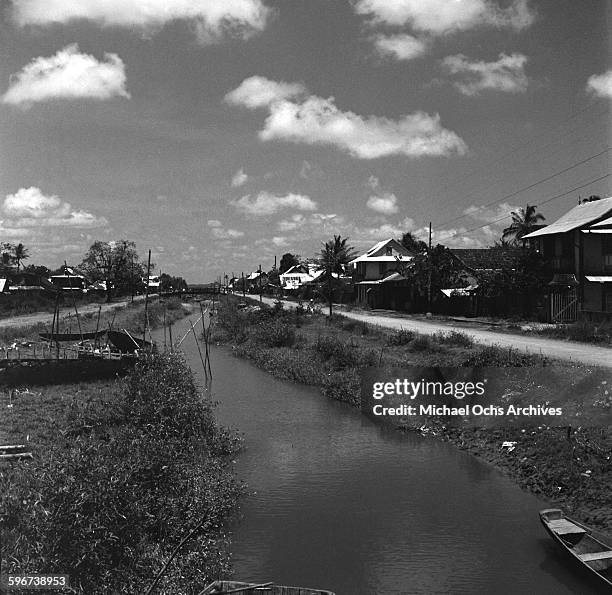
<box><xmin>427</xmin><ymin>222</ymin><xmax>432</xmax><ymax>316</ymax></box>
<box><xmin>242</xmin><ymin>272</ymin><xmax>245</xmax><ymax>298</ymax></box>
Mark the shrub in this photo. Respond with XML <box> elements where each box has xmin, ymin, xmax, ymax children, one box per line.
<box><xmin>462</xmin><ymin>345</ymin><xmax>548</xmax><ymax>367</ymax></box>
<box><xmin>432</xmin><ymin>331</ymin><xmax>474</xmax><ymax>348</ymax></box>
<box><xmin>386</xmin><ymin>329</ymin><xmax>414</xmax><ymax>346</ymax></box>
<box><xmin>409</xmin><ymin>334</ymin><xmax>434</xmax><ymax>352</ymax></box>
<box><xmin>315</xmin><ymin>335</ymin><xmax>360</xmax><ymax>368</ymax></box>
<box><xmin>251</xmin><ymin>319</ymin><xmax>296</xmax><ymax>348</ymax></box>
<box><xmin>322</xmin><ymin>370</ymin><xmax>361</xmax><ymax>406</ymax></box>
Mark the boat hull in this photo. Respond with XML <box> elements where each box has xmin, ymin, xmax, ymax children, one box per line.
<box><xmin>540</xmin><ymin>508</ymin><xmax>612</xmax><ymax>590</ymax></box>
<box><xmin>201</xmin><ymin>581</ymin><xmax>335</xmax><ymax>595</ymax></box>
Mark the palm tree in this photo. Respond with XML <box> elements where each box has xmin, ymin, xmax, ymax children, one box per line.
<box><xmin>317</xmin><ymin>235</ymin><xmax>356</xmax><ymax>317</ymax></box>
<box><xmin>502</xmin><ymin>204</ymin><xmax>545</xmax><ymax>246</ymax></box>
<box><xmin>12</xmin><ymin>243</ymin><xmax>30</xmax><ymax>270</ymax></box>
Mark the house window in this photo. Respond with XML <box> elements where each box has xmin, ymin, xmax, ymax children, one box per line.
<box><xmin>385</xmin><ymin>246</ymin><xmax>393</xmax><ymax>256</ymax></box>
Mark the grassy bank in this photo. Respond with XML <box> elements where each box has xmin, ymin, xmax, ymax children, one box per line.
<box><xmin>212</xmin><ymin>297</ymin><xmax>612</xmax><ymax>534</ymax></box>
<box><xmin>0</xmin><ymin>353</ymin><xmax>243</xmax><ymax>594</ymax></box>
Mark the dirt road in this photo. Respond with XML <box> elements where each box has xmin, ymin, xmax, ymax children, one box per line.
<box><xmin>259</xmin><ymin>297</ymin><xmax>611</xmax><ymax>368</ymax></box>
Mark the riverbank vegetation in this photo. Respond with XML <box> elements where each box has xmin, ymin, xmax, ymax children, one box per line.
<box><xmin>212</xmin><ymin>297</ymin><xmax>612</xmax><ymax>533</ymax></box>
<box><xmin>0</xmin><ymin>353</ymin><xmax>243</xmax><ymax>594</ymax></box>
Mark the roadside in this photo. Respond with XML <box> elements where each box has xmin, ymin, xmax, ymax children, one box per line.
<box><xmin>258</xmin><ymin>296</ymin><xmax>612</xmax><ymax>368</ymax></box>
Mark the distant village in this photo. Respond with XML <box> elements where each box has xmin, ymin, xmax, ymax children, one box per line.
<box><xmin>2</xmin><ymin>195</ymin><xmax>612</xmax><ymax>323</ymax></box>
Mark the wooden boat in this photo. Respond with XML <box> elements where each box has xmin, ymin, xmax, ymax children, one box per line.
<box><xmin>540</xmin><ymin>508</ymin><xmax>612</xmax><ymax>588</ymax></box>
<box><xmin>201</xmin><ymin>581</ymin><xmax>335</xmax><ymax>595</ymax></box>
<box><xmin>107</xmin><ymin>329</ymin><xmax>153</xmax><ymax>353</ymax></box>
<box><xmin>39</xmin><ymin>330</ymin><xmax>106</xmax><ymax>342</ymax></box>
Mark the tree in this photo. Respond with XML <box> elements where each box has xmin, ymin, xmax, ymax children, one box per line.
<box><xmin>400</xmin><ymin>232</ymin><xmax>427</xmax><ymax>254</ymax></box>
<box><xmin>1</xmin><ymin>243</ymin><xmax>15</xmax><ymax>270</ymax></box>
<box><xmin>12</xmin><ymin>243</ymin><xmax>30</xmax><ymax>270</ymax></box>
<box><xmin>79</xmin><ymin>240</ymin><xmax>147</xmax><ymax>301</ymax></box>
<box><xmin>279</xmin><ymin>253</ymin><xmax>300</xmax><ymax>274</ymax></box>
<box><xmin>316</xmin><ymin>235</ymin><xmax>356</xmax><ymax>317</ymax></box>
<box><xmin>502</xmin><ymin>204</ymin><xmax>545</xmax><ymax>246</ymax></box>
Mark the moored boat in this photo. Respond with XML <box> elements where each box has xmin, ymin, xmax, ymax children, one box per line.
<box><xmin>540</xmin><ymin>508</ymin><xmax>612</xmax><ymax>589</ymax></box>
<box><xmin>39</xmin><ymin>330</ymin><xmax>107</xmax><ymax>342</ymax></box>
<box><xmin>200</xmin><ymin>581</ymin><xmax>335</xmax><ymax>594</ymax></box>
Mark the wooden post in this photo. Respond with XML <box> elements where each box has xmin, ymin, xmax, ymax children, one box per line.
<box><xmin>242</xmin><ymin>272</ymin><xmax>245</xmax><ymax>298</ymax></box>
<box><xmin>427</xmin><ymin>222</ymin><xmax>432</xmax><ymax>314</ymax></box>
<box><xmin>143</xmin><ymin>249</ymin><xmax>152</xmax><ymax>345</ymax></box>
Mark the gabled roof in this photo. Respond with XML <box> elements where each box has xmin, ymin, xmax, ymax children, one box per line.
<box><xmin>590</xmin><ymin>215</ymin><xmax>612</xmax><ymax>228</ymax></box>
<box><xmin>523</xmin><ymin>196</ymin><xmax>612</xmax><ymax>238</ymax></box>
<box><xmin>349</xmin><ymin>238</ymin><xmax>413</xmax><ymax>264</ymax></box>
<box><xmin>450</xmin><ymin>248</ymin><xmax>521</xmax><ymax>271</ymax></box>
<box><xmin>280</xmin><ymin>264</ymin><xmax>310</xmax><ymax>276</ymax></box>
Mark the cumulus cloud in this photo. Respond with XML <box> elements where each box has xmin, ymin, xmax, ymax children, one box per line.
<box><xmin>367</xmin><ymin>192</ymin><xmax>399</xmax><ymax>214</ymax></box>
<box><xmin>353</xmin><ymin>0</ymin><xmax>535</xmax><ymax>35</ymax></box>
<box><xmin>586</xmin><ymin>70</ymin><xmax>612</xmax><ymax>99</ymax></box>
<box><xmin>12</xmin><ymin>0</ymin><xmax>270</xmax><ymax>43</ymax></box>
<box><xmin>1</xmin><ymin>44</ymin><xmax>129</xmax><ymax>108</ymax></box>
<box><xmin>231</xmin><ymin>168</ymin><xmax>248</xmax><ymax>187</ymax></box>
<box><xmin>441</xmin><ymin>53</ymin><xmax>528</xmax><ymax>95</ymax></box>
<box><xmin>226</xmin><ymin>76</ymin><xmax>467</xmax><ymax>159</ymax></box>
<box><xmin>463</xmin><ymin>202</ymin><xmax>520</xmax><ymax>222</ymax></box>
<box><xmin>225</xmin><ymin>76</ymin><xmax>305</xmax><ymax>108</ymax></box>
<box><xmin>1</xmin><ymin>187</ymin><xmax>107</xmax><ymax>229</ymax></box>
<box><xmin>272</xmin><ymin>236</ymin><xmax>289</xmax><ymax>247</ymax></box>
<box><xmin>358</xmin><ymin>217</ymin><xmax>416</xmax><ymax>240</ymax></box>
<box><xmin>232</xmin><ymin>191</ymin><xmax>318</xmax><ymax>215</ymax></box>
<box><xmin>206</xmin><ymin>219</ymin><xmax>244</xmax><ymax>239</ymax></box>
<box><xmin>373</xmin><ymin>34</ymin><xmax>428</xmax><ymax>61</ymax></box>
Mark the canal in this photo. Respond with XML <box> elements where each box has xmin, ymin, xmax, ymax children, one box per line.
<box><xmin>160</xmin><ymin>318</ymin><xmax>604</xmax><ymax>595</ymax></box>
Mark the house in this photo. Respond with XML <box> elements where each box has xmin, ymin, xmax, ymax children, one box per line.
<box><xmin>279</xmin><ymin>263</ymin><xmax>322</xmax><ymax>290</ymax></box>
<box><xmin>246</xmin><ymin>270</ymin><xmax>268</xmax><ymax>292</ymax></box>
<box><xmin>349</xmin><ymin>238</ymin><xmax>414</xmax><ymax>308</ymax></box>
<box><xmin>523</xmin><ymin>195</ymin><xmax>612</xmax><ymax>320</ymax></box>
<box><xmin>50</xmin><ymin>266</ymin><xmax>88</xmax><ymax>292</ymax></box>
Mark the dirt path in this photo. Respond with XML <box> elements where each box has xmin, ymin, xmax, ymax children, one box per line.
<box><xmin>259</xmin><ymin>297</ymin><xmax>612</xmax><ymax>368</ymax></box>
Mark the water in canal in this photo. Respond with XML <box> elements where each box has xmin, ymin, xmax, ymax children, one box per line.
<box><xmin>160</xmin><ymin>319</ymin><xmax>604</xmax><ymax>595</ymax></box>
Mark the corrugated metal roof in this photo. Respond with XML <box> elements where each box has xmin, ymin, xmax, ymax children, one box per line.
<box><xmin>590</xmin><ymin>215</ymin><xmax>612</xmax><ymax>228</ymax></box>
<box><xmin>585</xmin><ymin>276</ymin><xmax>612</xmax><ymax>282</ymax></box>
<box><xmin>349</xmin><ymin>238</ymin><xmax>412</xmax><ymax>264</ymax></box>
<box><xmin>523</xmin><ymin>196</ymin><xmax>612</xmax><ymax>238</ymax></box>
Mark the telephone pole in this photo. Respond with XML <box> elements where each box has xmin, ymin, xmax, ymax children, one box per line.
<box><xmin>427</xmin><ymin>222</ymin><xmax>432</xmax><ymax>316</ymax></box>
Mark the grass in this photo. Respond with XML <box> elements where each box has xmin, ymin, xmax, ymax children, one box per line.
<box><xmin>533</xmin><ymin>319</ymin><xmax>612</xmax><ymax>345</ymax></box>
<box><xmin>0</xmin><ymin>353</ymin><xmax>242</xmax><ymax>594</ymax></box>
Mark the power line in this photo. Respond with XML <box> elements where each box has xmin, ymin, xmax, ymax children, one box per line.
<box><xmin>437</xmin><ymin>173</ymin><xmax>611</xmax><ymax>242</ymax></box>
<box><xmin>435</xmin><ymin>147</ymin><xmax>611</xmax><ymax>228</ymax></box>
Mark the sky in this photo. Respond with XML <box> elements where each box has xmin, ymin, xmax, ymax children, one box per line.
<box><xmin>0</xmin><ymin>0</ymin><xmax>610</xmax><ymax>282</ymax></box>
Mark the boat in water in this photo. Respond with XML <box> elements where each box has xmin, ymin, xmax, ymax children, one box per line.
<box><xmin>107</xmin><ymin>329</ymin><xmax>154</xmax><ymax>354</ymax></box>
<box><xmin>39</xmin><ymin>330</ymin><xmax>107</xmax><ymax>342</ymax></box>
<box><xmin>201</xmin><ymin>581</ymin><xmax>335</xmax><ymax>594</ymax></box>
<box><xmin>540</xmin><ymin>508</ymin><xmax>612</xmax><ymax>589</ymax></box>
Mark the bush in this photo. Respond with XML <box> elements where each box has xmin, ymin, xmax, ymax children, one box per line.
<box><xmin>432</xmin><ymin>331</ymin><xmax>474</xmax><ymax>348</ymax></box>
<box><xmin>315</xmin><ymin>335</ymin><xmax>360</xmax><ymax>368</ymax></box>
<box><xmin>322</xmin><ymin>370</ymin><xmax>361</xmax><ymax>406</ymax></box>
<box><xmin>251</xmin><ymin>319</ymin><xmax>296</xmax><ymax>348</ymax></box>
<box><xmin>386</xmin><ymin>329</ymin><xmax>414</xmax><ymax>346</ymax></box>
<box><xmin>462</xmin><ymin>345</ymin><xmax>548</xmax><ymax>367</ymax></box>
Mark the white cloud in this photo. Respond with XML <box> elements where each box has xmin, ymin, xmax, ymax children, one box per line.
<box><xmin>272</xmin><ymin>236</ymin><xmax>289</xmax><ymax>247</ymax></box>
<box><xmin>586</xmin><ymin>70</ymin><xmax>612</xmax><ymax>99</ymax></box>
<box><xmin>373</xmin><ymin>34</ymin><xmax>428</xmax><ymax>61</ymax></box>
<box><xmin>2</xmin><ymin>187</ymin><xmax>107</xmax><ymax>229</ymax></box>
<box><xmin>227</xmin><ymin>76</ymin><xmax>467</xmax><ymax>159</ymax></box>
<box><xmin>442</xmin><ymin>53</ymin><xmax>528</xmax><ymax>95</ymax></box>
<box><xmin>232</xmin><ymin>191</ymin><xmax>318</xmax><ymax>215</ymax></box>
<box><xmin>367</xmin><ymin>192</ymin><xmax>399</xmax><ymax>214</ymax></box>
<box><xmin>12</xmin><ymin>0</ymin><xmax>270</xmax><ymax>43</ymax></box>
<box><xmin>1</xmin><ymin>44</ymin><xmax>129</xmax><ymax>108</ymax></box>
<box><xmin>353</xmin><ymin>0</ymin><xmax>535</xmax><ymax>35</ymax></box>
<box><xmin>225</xmin><ymin>76</ymin><xmax>305</xmax><ymax>109</ymax></box>
<box><xmin>463</xmin><ymin>202</ymin><xmax>520</xmax><ymax>222</ymax></box>
<box><xmin>207</xmin><ymin>218</ymin><xmax>243</xmax><ymax>238</ymax></box>
<box><xmin>359</xmin><ymin>217</ymin><xmax>416</xmax><ymax>240</ymax></box>
<box><xmin>231</xmin><ymin>168</ymin><xmax>249</xmax><ymax>187</ymax></box>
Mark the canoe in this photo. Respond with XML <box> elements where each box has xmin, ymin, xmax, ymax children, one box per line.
<box><xmin>200</xmin><ymin>581</ymin><xmax>335</xmax><ymax>595</ymax></box>
<box><xmin>540</xmin><ymin>508</ymin><xmax>612</xmax><ymax>588</ymax></box>
<box><xmin>107</xmin><ymin>329</ymin><xmax>153</xmax><ymax>353</ymax></box>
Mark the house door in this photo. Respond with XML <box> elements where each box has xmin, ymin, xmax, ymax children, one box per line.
<box><xmin>549</xmin><ymin>288</ymin><xmax>578</xmax><ymax>322</ymax></box>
